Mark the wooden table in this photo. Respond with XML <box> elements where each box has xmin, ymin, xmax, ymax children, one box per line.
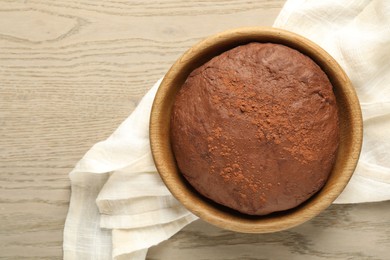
<box><xmin>1</xmin><ymin>0</ymin><xmax>389</xmax><ymax>259</ymax></box>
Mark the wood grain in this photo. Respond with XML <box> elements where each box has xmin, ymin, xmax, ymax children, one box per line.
<box><xmin>149</xmin><ymin>201</ymin><xmax>390</xmax><ymax>260</ymax></box>
<box><xmin>0</xmin><ymin>0</ymin><xmax>388</xmax><ymax>259</ymax></box>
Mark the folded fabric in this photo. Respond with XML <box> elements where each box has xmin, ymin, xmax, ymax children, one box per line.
<box><xmin>63</xmin><ymin>79</ymin><xmax>198</xmax><ymax>260</ymax></box>
<box><xmin>64</xmin><ymin>0</ymin><xmax>390</xmax><ymax>259</ymax></box>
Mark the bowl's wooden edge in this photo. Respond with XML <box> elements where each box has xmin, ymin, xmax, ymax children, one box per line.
<box><xmin>150</xmin><ymin>26</ymin><xmax>363</xmax><ymax>233</ymax></box>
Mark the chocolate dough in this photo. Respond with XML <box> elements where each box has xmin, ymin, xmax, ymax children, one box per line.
<box><xmin>170</xmin><ymin>43</ymin><xmax>339</xmax><ymax>215</ymax></box>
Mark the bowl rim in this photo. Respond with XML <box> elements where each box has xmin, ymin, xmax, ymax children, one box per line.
<box><xmin>150</xmin><ymin>26</ymin><xmax>363</xmax><ymax>233</ymax></box>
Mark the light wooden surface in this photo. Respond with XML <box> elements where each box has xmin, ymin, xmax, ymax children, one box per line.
<box><xmin>0</xmin><ymin>0</ymin><xmax>388</xmax><ymax>259</ymax></box>
<box><xmin>149</xmin><ymin>201</ymin><xmax>390</xmax><ymax>260</ymax></box>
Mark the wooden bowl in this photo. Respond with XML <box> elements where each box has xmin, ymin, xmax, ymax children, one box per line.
<box><xmin>149</xmin><ymin>27</ymin><xmax>363</xmax><ymax>233</ymax></box>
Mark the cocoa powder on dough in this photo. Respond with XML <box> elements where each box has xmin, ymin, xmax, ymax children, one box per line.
<box><xmin>170</xmin><ymin>43</ymin><xmax>339</xmax><ymax>215</ymax></box>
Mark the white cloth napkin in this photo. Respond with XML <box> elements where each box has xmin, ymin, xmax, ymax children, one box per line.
<box><xmin>63</xmin><ymin>78</ymin><xmax>198</xmax><ymax>260</ymax></box>
<box><xmin>63</xmin><ymin>0</ymin><xmax>390</xmax><ymax>259</ymax></box>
